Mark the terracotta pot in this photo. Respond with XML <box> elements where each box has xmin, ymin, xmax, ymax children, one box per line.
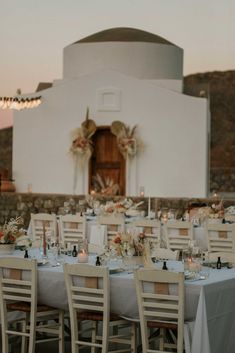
<box><xmin>0</xmin><ymin>180</ymin><xmax>16</xmax><ymax>192</ymax></box>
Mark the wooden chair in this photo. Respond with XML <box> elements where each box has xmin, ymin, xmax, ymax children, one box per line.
<box><xmin>98</xmin><ymin>215</ymin><xmax>125</xmax><ymax>245</ymax></box>
<box><xmin>0</xmin><ymin>257</ymin><xmax>64</xmax><ymax>353</ymax></box>
<box><xmin>64</xmin><ymin>263</ymin><xmax>136</xmax><ymax>353</ymax></box>
<box><xmin>59</xmin><ymin>214</ymin><xmax>86</xmax><ymax>248</ymax></box>
<box><xmin>132</xmin><ymin>219</ymin><xmax>161</xmax><ymax>245</ymax></box>
<box><xmin>134</xmin><ymin>268</ymin><xmax>184</xmax><ymax>353</ymax></box>
<box><xmin>30</xmin><ymin>213</ymin><xmax>58</xmax><ymax>242</ymax></box>
<box><xmin>163</xmin><ymin>221</ymin><xmax>193</xmax><ymax>251</ymax></box>
<box><xmin>205</xmin><ymin>222</ymin><xmax>235</xmax><ymax>262</ymax></box>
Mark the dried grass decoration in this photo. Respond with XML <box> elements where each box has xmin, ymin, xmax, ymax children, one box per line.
<box><xmin>111</xmin><ymin>121</ymin><xmax>140</xmax><ymax>159</ymax></box>
<box><xmin>92</xmin><ymin>173</ymin><xmax>120</xmax><ymax>195</ymax></box>
<box><xmin>70</xmin><ymin>108</ymin><xmax>97</xmax><ymax>192</ymax></box>
<box><xmin>70</xmin><ymin>108</ymin><xmax>97</xmax><ymax>161</ymax></box>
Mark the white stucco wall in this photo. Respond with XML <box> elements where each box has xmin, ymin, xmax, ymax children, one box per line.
<box><xmin>13</xmin><ymin>70</ymin><xmax>208</xmax><ymax>197</ymax></box>
<box><xmin>63</xmin><ymin>42</ymin><xmax>183</xmax><ymax>92</ymax></box>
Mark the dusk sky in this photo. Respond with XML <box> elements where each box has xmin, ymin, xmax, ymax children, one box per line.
<box><xmin>0</xmin><ymin>0</ymin><xmax>234</xmax><ymax>127</ymax></box>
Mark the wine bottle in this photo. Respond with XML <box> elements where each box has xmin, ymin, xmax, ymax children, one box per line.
<box><xmin>72</xmin><ymin>245</ymin><xmax>78</xmax><ymax>257</ymax></box>
<box><xmin>216</xmin><ymin>256</ymin><xmax>222</xmax><ymax>269</ymax></box>
<box><xmin>162</xmin><ymin>261</ymin><xmax>168</xmax><ymax>270</ymax></box>
<box><xmin>24</xmin><ymin>249</ymin><xmax>29</xmax><ymax>258</ymax></box>
<box><xmin>96</xmin><ymin>256</ymin><xmax>101</xmax><ymax>266</ymax></box>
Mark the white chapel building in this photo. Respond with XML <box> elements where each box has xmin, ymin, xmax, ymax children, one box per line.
<box><xmin>13</xmin><ymin>27</ymin><xmax>209</xmax><ymax>197</ymax></box>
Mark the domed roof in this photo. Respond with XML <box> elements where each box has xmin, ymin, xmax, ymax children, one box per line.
<box><xmin>75</xmin><ymin>27</ymin><xmax>174</xmax><ymax>46</ymax></box>
<box><xmin>64</xmin><ymin>27</ymin><xmax>182</xmax><ymax>82</ymax></box>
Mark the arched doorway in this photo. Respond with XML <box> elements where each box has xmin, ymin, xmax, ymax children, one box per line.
<box><xmin>89</xmin><ymin>127</ymin><xmax>126</xmax><ymax>195</ymax></box>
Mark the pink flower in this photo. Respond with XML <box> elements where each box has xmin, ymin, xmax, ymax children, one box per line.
<box><xmin>114</xmin><ymin>235</ymin><xmax>122</xmax><ymax>244</ymax></box>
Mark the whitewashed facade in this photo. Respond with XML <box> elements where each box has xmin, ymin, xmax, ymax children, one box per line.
<box><xmin>13</xmin><ymin>28</ymin><xmax>209</xmax><ymax>197</ymax></box>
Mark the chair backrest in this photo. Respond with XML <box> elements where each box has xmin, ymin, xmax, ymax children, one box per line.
<box><xmin>133</xmin><ymin>219</ymin><xmax>161</xmax><ymax>244</ymax></box>
<box><xmin>59</xmin><ymin>214</ymin><xmax>86</xmax><ymax>247</ymax></box>
<box><xmin>98</xmin><ymin>215</ymin><xmax>125</xmax><ymax>245</ymax></box>
<box><xmin>64</xmin><ymin>263</ymin><xmax>110</xmax><ymax>352</ymax></box>
<box><xmin>134</xmin><ymin>268</ymin><xmax>184</xmax><ymax>353</ymax></box>
<box><xmin>205</xmin><ymin>222</ymin><xmax>235</xmax><ymax>254</ymax></box>
<box><xmin>164</xmin><ymin>220</ymin><xmax>193</xmax><ymax>251</ymax></box>
<box><xmin>30</xmin><ymin>213</ymin><xmax>58</xmax><ymax>242</ymax></box>
<box><xmin>0</xmin><ymin>258</ymin><xmax>37</xmax><ymax>337</ymax></box>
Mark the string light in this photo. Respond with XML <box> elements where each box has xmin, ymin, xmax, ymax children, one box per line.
<box><xmin>0</xmin><ymin>96</ymin><xmax>42</xmax><ymax>110</ymax></box>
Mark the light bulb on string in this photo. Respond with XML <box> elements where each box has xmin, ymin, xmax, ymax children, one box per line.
<box><xmin>0</xmin><ymin>94</ymin><xmax>42</xmax><ymax>110</ymax></box>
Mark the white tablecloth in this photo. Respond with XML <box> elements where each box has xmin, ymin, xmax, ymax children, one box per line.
<box><xmin>6</xmin><ymin>247</ymin><xmax>233</xmax><ymax>353</ymax></box>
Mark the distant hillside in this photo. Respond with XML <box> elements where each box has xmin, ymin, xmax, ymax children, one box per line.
<box><xmin>184</xmin><ymin>70</ymin><xmax>235</xmax><ymax>192</ymax></box>
<box><xmin>184</xmin><ymin>70</ymin><xmax>235</xmax><ymax>168</ymax></box>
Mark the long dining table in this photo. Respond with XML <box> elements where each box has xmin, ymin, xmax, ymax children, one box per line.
<box><xmin>2</xmin><ymin>250</ymin><xmax>235</xmax><ymax>353</ymax></box>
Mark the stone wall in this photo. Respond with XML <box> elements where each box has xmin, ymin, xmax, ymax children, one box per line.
<box><xmin>0</xmin><ymin>193</ymin><xmax>234</xmax><ymax>229</ymax></box>
<box><xmin>210</xmin><ymin>168</ymin><xmax>235</xmax><ymax>192</ymax></box>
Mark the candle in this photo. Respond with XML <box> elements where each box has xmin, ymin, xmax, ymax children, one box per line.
<box><xmin>27</xmin><ymin>183</ymin><xmax>32</xmax><ymax>193</ymax></box>
<box><xmin>78</xmin><ymin>250</ymin><xmax>88</xmax><ymax>263</ymax></box>
<box><xmin>147</xmin><ymin>197</ymin><xmax>151</xmax><ymax>218</ymax></box>
<box><xmin>184</xmin><ymin>256</ymin><xmax>201</xmax><ymax>273</ymax></box>
<box><xmin>162</xmin><ymin>215</ymin><xmax>168</xmax><ymax>223</ymax></box>
<box><xmin>42</xmin><ymin>222</ymin><xmax>47</xmax><ymax>257</ymax></box>
<box><xmin>139</xmin><ymin>186</ymin><xmax>145</xmax><ymax>197</ymax></box>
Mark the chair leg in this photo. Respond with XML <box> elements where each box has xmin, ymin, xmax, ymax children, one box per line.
<box><xmin>59</xmin><ymin>311</ymin><xmax>65</xmax><ymax>353</ymax></box>
<box><xmin>28</xmin><ymin>314</ymin><xmax>36</xmax><ymax>353</ymax></box>
<box><xmin>102</xmin><ymin>320</ymin><xmax>109</xmax><ymax>353</ymax></box>
<box><xmin>1</xmin><ymin>326</ymin><xmax>9</xmax><ymax>353</ymax></box>
<box><xmin>130</xmin><ymin>322</ymin><xmax>137</xmax><ymax>353</ymax></box>
<box><xmin>21</xmin><ymin>320</ymin><xmax>27</xmax><ymax>353</ymax></box>
<box><xmin>159</xmin><ymin>328</ymin><xmax>164</xmax><ymax>351</ymax></box>
<box><xmin>91</xmin><ymin>321</ymin><xmax>97</xmax><ymax>353</ymax></box>
<box><xmin>71</xmin><ymin>319</ymin><xmax>78</xmax><ymax>353</ymax></box>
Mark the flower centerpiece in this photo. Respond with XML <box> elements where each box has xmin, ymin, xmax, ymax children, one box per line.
<box><xmin>0</xmin><ymin>216</ymin><xmax>29</xmax><ymax>254</ymax></box>
<box><xmin>133</xmin><ymin>232</ymin><xmax>146</xmax><ymax>256</ymax></box>
<box><xmin>111</xmin><ymin>232</ymin><xmax>134</xmax><ymax>257</ymax></box>
<box><xmin>111</xmin><ymin>231</ymin><xmax>147</xmax><ymax>257</ymax></box>
<box><xmin>101</xmin><ymin>198</ymin><xmax>144</xmax><ymax>215</ymax></box>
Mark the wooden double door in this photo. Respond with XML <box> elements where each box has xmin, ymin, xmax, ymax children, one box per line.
<box><xmin>89</xmin><ymin>127</ymin><xmax>126</xmax><ymax>195</ymax></box>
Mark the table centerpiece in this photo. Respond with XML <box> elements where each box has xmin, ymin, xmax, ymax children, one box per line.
<box><xmin>0</xmin><ymin>216</ymin><xmax>29</xmax><ymax>254</ymax></box>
